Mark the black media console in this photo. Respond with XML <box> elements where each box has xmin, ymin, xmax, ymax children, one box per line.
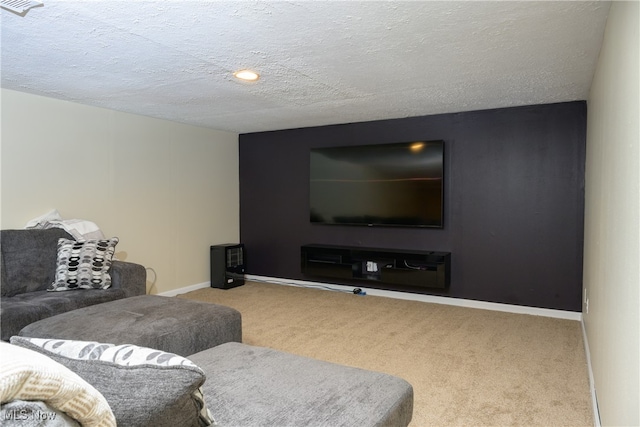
<box><xmin>301</xmin><ymin>244</ymin><xmax>451</xmax><ymax>289</ymax></box>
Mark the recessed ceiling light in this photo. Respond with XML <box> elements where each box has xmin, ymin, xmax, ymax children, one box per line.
<box><xmin>233</xmin><ymin>69</ymin><xmax>260</xmax><ymax>82</ymax></box>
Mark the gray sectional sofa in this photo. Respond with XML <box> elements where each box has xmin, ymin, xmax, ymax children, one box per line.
<box><xmin>1</xmin><ymin>228</ymin><xmax>414</xmax><ymax>426</ymax></box>
<box><xmin>0</xmin><ymin>228</ymin><xmax>146</xmax><ymax>341</ymax></box>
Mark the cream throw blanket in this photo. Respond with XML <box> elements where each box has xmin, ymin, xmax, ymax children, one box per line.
<box><xmin>0</xmin><ymin>342</ymin><xmax>115</xmax><ymax>427</ymax></box>
<box><xmin>24</xmin><ymin>209</ymin><xmax>106</xmax><ymax>241</ymax></box>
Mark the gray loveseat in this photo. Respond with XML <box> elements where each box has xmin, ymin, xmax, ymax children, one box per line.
<box><xmin>0</xmin><ymin>228</ymin><xmax>146</xmax><ymax>341</ymax></box>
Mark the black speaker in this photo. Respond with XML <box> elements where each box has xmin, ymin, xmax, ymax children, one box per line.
<box><xmin>210</xmin><ymin>243</ymin><xmax>245</xmax><ymax>289</ymax></box>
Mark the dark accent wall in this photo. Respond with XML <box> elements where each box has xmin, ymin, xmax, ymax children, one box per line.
<box><xmin>239</xmin><ymin>102</ymin><xmax>586</xmax><ymax>311</ymax></box>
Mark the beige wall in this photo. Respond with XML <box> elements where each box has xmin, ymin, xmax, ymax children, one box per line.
<box><xmin>1</xmin><ymin>89</ymin><xmax>240</xmax><ymax>295</ymax></box>
<box><xmin>583</xmin><ymin>1</ymin><xmax>639</xmax><ymax>426</ymax></box>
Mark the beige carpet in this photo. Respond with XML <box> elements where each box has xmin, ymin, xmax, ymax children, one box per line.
<box><xmin>179</xmin><ymin>281</ymin><xmax>593</xmax><ymax>426</ymax></box>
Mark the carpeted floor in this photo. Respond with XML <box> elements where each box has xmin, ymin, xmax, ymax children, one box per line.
<box><xmin>179</xmin><ymin>281</ymin><xmax>593</xmax><ymax>426</ymax></box>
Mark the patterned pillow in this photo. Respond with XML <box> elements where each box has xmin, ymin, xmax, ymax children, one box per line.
<box><xmin>48</xmin><ymin>237</ymin><xmax>119</xmax><ymax>291</ymax></box>
<box><xmin>10</xmin><ymin>337</ymin><xmax>215</xmax><ymax>427</ymax></box>
<box><xmin>0</xmin><ymin>341</ymin><xmax>116</xmax><ymax>427</ymax></box>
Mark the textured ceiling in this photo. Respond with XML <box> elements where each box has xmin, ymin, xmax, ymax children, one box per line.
<box><xmin>1</xmin><ymin>1</ymin><xmax>610</xmax><ymax>134</ymax></box>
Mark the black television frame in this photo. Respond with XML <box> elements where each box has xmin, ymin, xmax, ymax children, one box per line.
<box><xmin>309</xmin><ymin>140</ymin><xmax>445</xmax><ymax>229</ymax></box>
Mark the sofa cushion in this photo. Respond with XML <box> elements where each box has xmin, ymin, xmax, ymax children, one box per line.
<box><xmin>1</xmin><ymin>228</ymin><xmax>72</xmax><ymax>297</ymax></box>
<box><xmin>49</xmin><ymin>237</ymin><xmax>119</xmax><ymax>291</ymax></box>
<box><xmin>18</xmin><ymin>295</ymin><xmax>242</xmax><ymax>357</ymax></box>
<box><xmin>1</xmin><ymin>288</ymin><xmax>128</xmax><ymax>341</ymax></box>
<box><xmin>0</xmin><ymin>341</ymin><xmax>116</xmax><ymax>427</ymax></box>
<box><xmin>10</xmin><ymin>336</ymin><xmax>215</xmax><ymax>427</ymax></box>
<box><xmin>189</xmin><ymin>342</ymin><xmax>414</xmax><ymax>427</ymax></box>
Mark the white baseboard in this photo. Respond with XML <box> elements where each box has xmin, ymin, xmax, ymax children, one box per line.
<box><xmin>246</xmin><ymin>274</ymin><xmax>583</xmax><ymax>321</ymax></box>
<box><xmin>581</xmin><ymin>318</ymin><xmax>601</xmax><ymax>427</ymax></box>
<box><xmin>157</xmin><ymin>281</ymin><xmax>210</xmax><ymax>297</ymax></box>
<box><xmin>158</xmin><ymin>275</ymin><xmax>582</xmax><ymax>321</ymax></box>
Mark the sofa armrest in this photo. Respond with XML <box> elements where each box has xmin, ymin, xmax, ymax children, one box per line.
<box><xmin>109</xmin><ymin>261</ymin><xmax>146</xmax><ymax>297</ymax></box>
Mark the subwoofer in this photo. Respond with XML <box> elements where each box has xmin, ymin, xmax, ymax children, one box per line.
<box><xmin>210</xmin><ymin>243</ymin><xmax>245</xmax><ymax>289</ymax></box>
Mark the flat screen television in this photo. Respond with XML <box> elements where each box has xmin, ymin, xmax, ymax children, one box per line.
<box><xmin>310</xmin><ymin>140</ymin><xmax>444</xmax><ymax>228</ymax></box>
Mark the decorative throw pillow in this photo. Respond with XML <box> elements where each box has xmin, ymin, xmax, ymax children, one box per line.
<box><xmin>10</xmin><ymin>337</ymin><xmax>215</xmax><ymax>427</ymax></box>
<box><xmin>0</xmin><ymin>341</ymin><xmax>116</xmax><ymax>427</ymax></box>
<box><xmin>48</xmin><ymin>237</ymin><xmax>119</xmax><ymax>291</ymax></box>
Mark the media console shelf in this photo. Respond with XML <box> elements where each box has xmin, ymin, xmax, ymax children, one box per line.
<box><xmin>301</xmin><ymin>244</ymin><xmax>451</xmax><ymax>289</ymax></box>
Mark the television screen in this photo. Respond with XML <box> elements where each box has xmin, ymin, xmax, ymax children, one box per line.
<box><xmin>310</xmin><ymin>140</ymin><xmax>444</xmax><ymax>228</ymax></box>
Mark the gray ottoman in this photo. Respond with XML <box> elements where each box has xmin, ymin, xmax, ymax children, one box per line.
<box><xmin>18</xmin><ymin>295</ymin><xmax>242</xmax><ymax>356</ymax></box>
<box><xmin>190</xmin><ymin>342</ymin><xmax>414</xmax><ymax>427</ymax></box>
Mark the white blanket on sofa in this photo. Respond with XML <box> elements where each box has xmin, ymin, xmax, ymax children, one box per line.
<box><xmin>24</xmin><ymin>209</ymin><xmax>106</xmax><ymax>241</ymax></box>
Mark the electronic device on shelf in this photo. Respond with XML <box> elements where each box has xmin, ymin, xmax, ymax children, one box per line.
<box><xmin>301</xmin><ymin>244</ymin><xmax>451</xmax><ymax>289</ymax></box>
